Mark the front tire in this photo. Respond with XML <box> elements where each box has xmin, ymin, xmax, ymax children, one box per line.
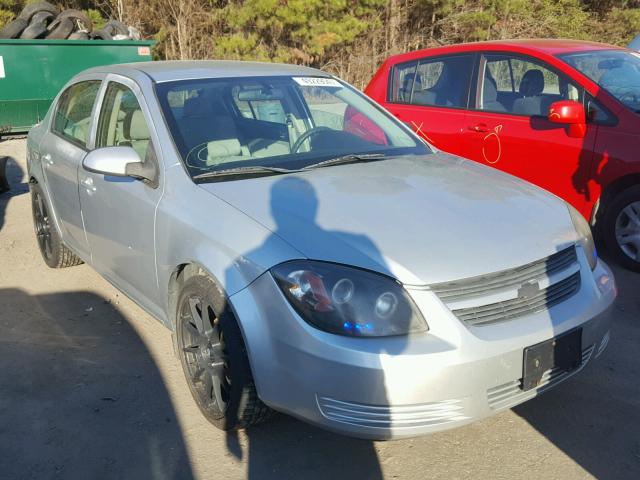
<box><xmin>30</xmin><ymin>183</ymin><xmax>83</xmax><ymax>268</ymax></box>
<box><xmin>175</xmin><ymin>273</ymin><xmax>272</xmax><ymax>430</ymax></box>
<box><xmin>602</xmin><ymin>185</ymin><xmax>640</xmax><ymax>272</ymax></box>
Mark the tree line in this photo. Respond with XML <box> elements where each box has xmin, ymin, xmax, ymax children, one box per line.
<box><xmin>2</xmin><ymin>0</ymin><xmax>640</xmax><ymax>87</ymax></box>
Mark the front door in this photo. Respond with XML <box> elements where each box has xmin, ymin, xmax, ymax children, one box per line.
<box><xmin>78</xmin><ymin>76</ymin><xmax>163</xmax><ymax>314</ymax></box>
<box><xmin>461</xmin><ymin>53</ymin><xmax>597</xmax><ymax>213</ymax></box>
<box><xmin>381</xmin><ymin>54</ymin><xmax>475</xmax><ymax>155</ymax></box>
<box><xmin>41</xmin><ymin>79</ymin><xmax>102</xmax><ymax>257</ymax></box>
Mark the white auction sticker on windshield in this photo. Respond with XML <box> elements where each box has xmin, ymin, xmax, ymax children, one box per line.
<box><xmin>293</xmin><ymin>77</ymin><xmax>342</xmax><ymax>88</ymax></box>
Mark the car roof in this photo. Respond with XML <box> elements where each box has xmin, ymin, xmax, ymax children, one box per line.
<box><xmin>82</xmin><ymin>60</ymin><xmax>331</xmax><ymax>83</ymax></box>
<box><xmin>386</xmin><ymin>39</ymin><xmax>626</xmax><ymax>63</ymax></box>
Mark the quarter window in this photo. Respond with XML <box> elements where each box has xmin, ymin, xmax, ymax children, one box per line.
<box><xmin>390</xmin><ymin>55</ymin><xmax>473</xmax><ymax>108</ymax></box>
<box><xmin>96</xmin><ymin>82</ymin><xmax>152</xmax><ymax>161</ymax></box>
<box><xmin>52</xmin><ymin>80</ymin><xmax>101</xmax><ymax>147</ymax></box>
<box><xmin>479</xmin><ymin>55</ymin><xmax>582</xmax><ymax>116</ymax></box>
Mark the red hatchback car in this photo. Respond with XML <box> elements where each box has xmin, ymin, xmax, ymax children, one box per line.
<box><xmin>366</xmin><ymin>40</ymin><xmax>640</xmax><ymax>271</ymax></box>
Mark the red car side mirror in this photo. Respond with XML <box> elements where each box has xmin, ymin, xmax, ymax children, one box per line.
<box><xmin>548</xmin><ymin>100</ymin><xmax>587</xmax><ymax>138</ymax></box>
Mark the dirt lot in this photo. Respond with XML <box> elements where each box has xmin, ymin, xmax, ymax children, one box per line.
<box><xmin>1</xmin><ymin>137</ymin><xmax>639</xmax><ymax>480</ymax></box>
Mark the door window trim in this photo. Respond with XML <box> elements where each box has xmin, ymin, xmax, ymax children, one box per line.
<box><xmin>92</xmin><ymin>75</ymin><xmax>162</xmax><ymax>183</ymax></box>
<box><xmin>386</xmin><ymin>52</ymin><xmax>477</xmax><ymax>111</ymax></box>
<box><xmin>50</xmin><ymin>77</ymin><xmax>104</xmax><ymax>151</ymax></box>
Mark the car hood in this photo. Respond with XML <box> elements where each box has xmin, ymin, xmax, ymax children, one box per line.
<box><xmin>198</xmin><ymin>153</ymin><xmax>578</xmax><ymax>285</ymax></box>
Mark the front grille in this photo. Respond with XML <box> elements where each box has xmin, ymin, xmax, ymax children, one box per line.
<box><xmin>431</xmin><ymin>246</ymin><xmax>580</xmax><ymax>327</ymax></box>
<box><xmin>487</xmin><ymin>344</ymin><xmax>595</xmax><ymax>410</ymax></box>
<box><xmin>454</xmin><ymin>271</ymin><xmax>581</xmax><ymax>326</ymax></box>
<box><xmin>431</xmin><ymin>247</ymin><xmax>577</xmax><ymax>302</ymax></box>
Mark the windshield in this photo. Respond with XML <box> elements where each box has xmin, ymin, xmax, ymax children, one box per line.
<box><xmin>155</xmin><ymin>76</ymin><xmax>429</xmax><ymax>179</ymax></box>
<box><xmin>559</xmin><ymin>49</ymin><xmax>640</xmax><ymax>112</ymax></box>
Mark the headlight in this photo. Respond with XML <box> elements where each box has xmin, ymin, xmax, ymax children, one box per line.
<box><xmin>567</xmin><ymin>204</ymin><xmax>597</xmax><ymax>270</ymax></box>
<box><xmin>271</xmin><ymin>260</ymin><xmax>428</xmax><ymax>337</ymax></box>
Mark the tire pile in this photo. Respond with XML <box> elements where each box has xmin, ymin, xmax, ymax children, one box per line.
<box><xmin>0</xmin><ymin>2</ymin><xmax>141</xmax><ymax>41</ymax></box>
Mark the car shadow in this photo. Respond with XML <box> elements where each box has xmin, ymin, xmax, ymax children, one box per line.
<box><xmin>0</xmin><ymin>288</ymin><xmax>194</xmax><ymax>480</ymax></box>
<box><xmin>514</xmin><ymin>262</ymin><xmax>640</xmax><ymax>479</ymax></box>
<box><xmin>0</xmin><ymin>156</ymin><xmax>28</xmax><ymax>232</ymax></box>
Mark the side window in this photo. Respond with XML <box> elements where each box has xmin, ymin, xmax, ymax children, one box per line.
<box><xmin>390</xmin><ymin>55</ymin><xmax>473</xmax><ymax>108</ymax></box>
<box><xmin>96</xmin><ymin>82</ymin><xmax>152</xmax><ymax>161</ymax></box>
<box><xmin>480</xmin><ymin>55</ymin><xmax>583</xmax><ymax>116</ymax></box>
<box><xmin>389</xmin><ymin>61</ymin><xmax>418</xmax><ymax>103</ymax></box>
<box><xmin>52</xmin><ymin>80</ymin><xmax>101</xmax><ymax>147</ymax></box>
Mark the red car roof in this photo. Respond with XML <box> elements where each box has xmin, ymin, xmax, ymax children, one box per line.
<box><xmin>387</xmin><ymin>39</ymin><xmax>625</xmax><ymax>63</ymax></box>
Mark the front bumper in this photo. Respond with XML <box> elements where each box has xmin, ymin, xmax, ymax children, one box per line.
<box><xmin>230</xmin><ymin>259</ymin><xmax>616</xmax><ymax>440</ymax></box>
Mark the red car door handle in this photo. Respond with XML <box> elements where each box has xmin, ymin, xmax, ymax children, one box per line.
<box><xmin>469</xmin><ymin>123</ymin><xmax>489</xmax><ymax>133</ymax></box>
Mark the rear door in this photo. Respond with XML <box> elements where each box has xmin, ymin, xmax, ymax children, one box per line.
<box><xmin>381</xmin><ymin>53</ymin><xmax>475</xmax><ymax>154</ymax></box>
<box><xmin>78</xmin><ymin>75</ymin><xmax>164</xmax><ymax>315</ymax></box>
<box><xmin>460</xmin><ymin>53</ymin><xmax>598</xmax><ymax>212</ymax></box>
<box><xmin>41</xmin><ymin>78</ymin><xmax>102</xmax><ymax>258</ymax></box>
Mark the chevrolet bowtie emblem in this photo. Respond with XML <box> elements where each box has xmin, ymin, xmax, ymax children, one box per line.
<box><xmin>518</xmin><ymin>281</ymin><xmax>540</xmax><ymax>300</ymax></box>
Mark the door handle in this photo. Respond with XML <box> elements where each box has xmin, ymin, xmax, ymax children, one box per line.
<box><xmin>42</xmin><ymin>153</ymin><xmax>53</xmax><ymax>166</ymax></box>
<box><xmin>81</xmin><ymin>177</ymin><xmax>96</xmax><ymax>193</ymax></box>
<box><xmin>468</xmin><ymin>123</ymin><xmax>489</xmax><ymax>133</ymax></box>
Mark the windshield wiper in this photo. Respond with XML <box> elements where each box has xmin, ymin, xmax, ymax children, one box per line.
<box><xmin>193</xmin><ymin>165</ymin><xmax>295</xmax><ymax>181</ymax></box>
<box><xmin>301</xmin><ymin>153</ymin><xmax>387</xmax><ymax>171</ymax></box>
<box><xmin>192</xmin><ymin>153</ymin><xmax>388</xmax><ymax>182</ymax></box>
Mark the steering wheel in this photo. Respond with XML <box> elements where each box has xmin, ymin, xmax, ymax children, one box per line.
<box><xmin>291</xmin><ymin>127</ymin><xmax>333</xmax><ymax>154</ymax></box>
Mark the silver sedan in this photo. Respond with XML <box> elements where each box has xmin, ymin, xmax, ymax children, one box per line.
<box><xmin>27</xmin><ymin>61</ymin><xmax>616</xmax><ymax>439</ymax></box>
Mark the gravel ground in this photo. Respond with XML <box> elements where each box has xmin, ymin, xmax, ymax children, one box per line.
<box><xmin>1</xmin><ymin>138</ymin><xmax>638</xmax><ymax>480</ymax></box>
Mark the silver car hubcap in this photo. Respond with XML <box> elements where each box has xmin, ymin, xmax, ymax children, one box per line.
<box><xmin>615</xmin><ymin>201</ymin><xmax>640</xmax><ymax>261</ymax></box>
<box><xmin>180</xmin><ymin>296</ymin><xmax>230</xmax><ymax>414</ymax></box>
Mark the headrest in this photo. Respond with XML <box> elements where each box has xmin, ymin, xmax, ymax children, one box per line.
<box><xmin>206</xmin><ymin>139</ymin><xmax>242</xmax><ymax>165</ymax></box>
<box><xmin>519</xmin><ymin>69</ymin><xmax>544</xmax><ymax>97</ymax></box>
<box><xmin>483</xmin><ymin>75</ymin><xmax>498</xmax><ymax>102</ymax></box>
<box><xmin>125</xmin><ymin>110</ymin><xmax>149</xmax><ymax>141</ymax></box>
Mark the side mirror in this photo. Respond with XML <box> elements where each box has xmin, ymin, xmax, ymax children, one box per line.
<box><xmin>548</xmin><ymin>100</ymin><xmax>587</xmax><ymax>138</ymax></box>
<box><xmin>82</xmin><ymin>146</ymin><xmax>158</xmax><ymax>187</ymax></box>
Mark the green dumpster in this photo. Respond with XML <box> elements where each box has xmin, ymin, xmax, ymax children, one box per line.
<box><xmin>0</xmin><ymin>39</ymin><xmax>154</xmax><ymax>133</ymax></box>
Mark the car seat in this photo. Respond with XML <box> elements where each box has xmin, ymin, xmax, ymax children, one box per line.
<box><xmin>482</xmin><ymin>75</ymin><xmax>506</xmax><ymax>112</ymax></box>
<box><xmin>513</xmin><ymin>69</ymin><xmax>545</xmax><ymax>115</ymax></box>
<box><xmin>122</xmin><ymin>110</ymin><xmax>150</xmax><ymax>160</ymax></box>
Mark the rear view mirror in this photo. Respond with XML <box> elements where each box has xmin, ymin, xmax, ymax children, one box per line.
<box><xmin>237</xmin><ymin>87</ymin><xmax>284</xmax><ymax>101</ymax></box>
<box><xmin>82</xmin><ymin>146</ymin><xmax>158</xmax><ymax>187</ymax></box>
<box><xmin>548</xmin><ymin>100</ymin><xmax>586</xmax><ymax>138</ymax></box>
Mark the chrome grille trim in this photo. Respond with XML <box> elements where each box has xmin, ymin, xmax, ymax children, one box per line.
<box><xmin>487</xmin><ymin>344</ymin><xmax>595</xmax><ymax>410</ymax></box>
<box><xmin>454</xmin><ymin>271</ymin><xmax>581</xmax><ymax>326</ymax></box>
<box><xmin>431</xmin><ymin>247</ymin><xmax>577</xmax><ymax>302</ymax></box>
<box><xmin>316</xmin><ymin>396</ymin><xmax>468</xmax><ymax>429</ymax></box>
<box><xmin>431</xmin><ymin>246</ymin><xmax>581</xmax><ymax>326</ymax></box>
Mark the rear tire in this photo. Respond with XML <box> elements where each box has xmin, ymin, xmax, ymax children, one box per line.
<box><xmin>602</xmin><ymin>185</ymin><xmax>640</xmax><ymax>272</ymax></box>
<box><xmin>30</xmin><ymin>183</ymin><xmax>83</xmax><ymax>269</ymax></box>
<box><xmin>175</xmin><ymin>273</ymin><xmax>272</xmax><ymax>430</ymax></box>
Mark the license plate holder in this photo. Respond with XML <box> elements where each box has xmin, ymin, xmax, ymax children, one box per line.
<box><xmin>522</xmin><ymin>328</ymin><xmax>582</xmax><ymax>391</ymax></box>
